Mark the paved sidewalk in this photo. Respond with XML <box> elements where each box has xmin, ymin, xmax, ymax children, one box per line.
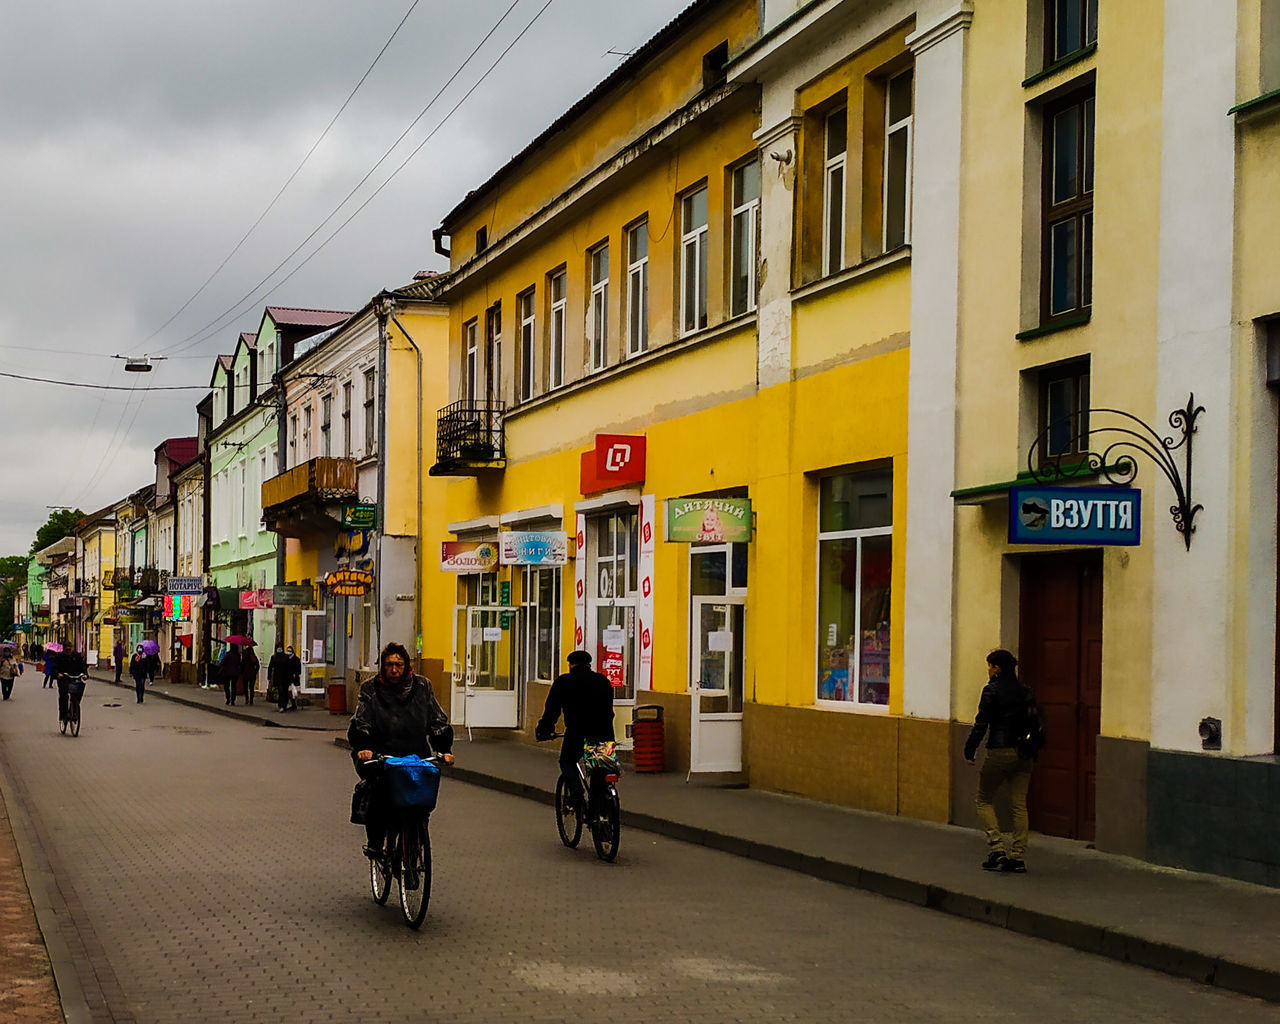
<box><xmin>0</xmin><ymin>784</ymin><xmax>62</xmax><ymax>1023</ymax></box>
<box><xmin>69</xmin><ymin>666</ymin><xmax>1280</xmax><ymax>1005</ymax></box>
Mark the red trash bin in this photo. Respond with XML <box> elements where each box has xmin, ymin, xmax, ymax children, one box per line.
<box><xmin>327</xmin><ymin>682</ymin><xmax>347</xmax><ymax>715</ymax></box>
<box><xmin>632</xmin><ymin>705</ymin><xmax>664</xmax><ymax>772</ymax></box>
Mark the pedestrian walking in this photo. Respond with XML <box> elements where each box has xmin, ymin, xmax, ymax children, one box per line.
<box><xmin>129</xmin><ymin>645</ymin><xmax>149</xmax><ymax>704</ymax></box>
<box><xmin>240</xmin><ymin>645</ymin><xmax>260</xmax><ymax>706</ymax></box>
<box><xmin>112</xmin><ymin>639</ymin><xmax>125</xmax><ymax>684</ymax></box>
<box><xmin>963</xmin><ymin>649</ymin><xmax>1044</xmax><ymax>874</ymax></box>
<box><xmin>268</xmin><ymin>643</ymin><xmax>289</xmax><ymax>712</ymax></box>
<box><xmin>219</xmin><ymin>643</ymin><xmax>241</xmax><ymax>706</ymax></box>
<box><xmin>285</xmin><ymin>645</ymin><xmax>302</xmax><ymax>709</ymax></box>
<box><xmin>0</xmin><ymin>649</ymin><xmax>23</xmax><ymax>700</ymax></box>
<box><xmin>42</xmin><ymin>648</ymin><xmax>56</xmax><ymax>688</ymax></box>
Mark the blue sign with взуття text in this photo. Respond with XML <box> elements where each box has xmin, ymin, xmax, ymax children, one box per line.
<box><xmin>1009</xmin><ymin>485</ymin><xmax>1141</xmax><ymax>546</ymax></box>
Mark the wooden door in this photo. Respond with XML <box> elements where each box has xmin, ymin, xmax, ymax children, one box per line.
<box><xmin>1019</xmin><ymin>551</ymin><xmax>1103</xmax><ymax>841</ymax></box>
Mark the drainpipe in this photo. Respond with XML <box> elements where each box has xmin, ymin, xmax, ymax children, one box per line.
<box><xmin>373</xmin><ymin>295</ymin><xmax>393</xmax><ymax>655</ymax></box>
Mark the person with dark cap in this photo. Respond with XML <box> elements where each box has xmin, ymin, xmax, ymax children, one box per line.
<box><xmin>535</xmin><ymin>650</ymin><xmax>615</xmax><ymax>807</ymax></box>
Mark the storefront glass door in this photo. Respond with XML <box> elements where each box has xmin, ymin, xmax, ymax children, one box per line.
<box><xmin>300</xmin><ymin>609</ymin><xmax>327</xmax><ymax>693</ymax></box>
<box><xmin>689</xmin><ymin>544</ymin><xmax>746</xmax><ymax>773</ymax></box>
<box><xmin>457</xmin><ymin>605</ymin><xmax>521</xmax><ymax>728</ymax></box>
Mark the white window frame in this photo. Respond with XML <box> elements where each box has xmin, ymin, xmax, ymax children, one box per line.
<box><xmin>626</xmin><ymin>221</ymin><xmax>649</xmax><ymax>356</ymax></box>
<box><xmin>288</xmin><ymin>414</ymin><xmax>298</xmax><ymax>468</ymax></box>
<box><xmin>342</xmin><ymin>381</ymin><xmax>353</xmax><ymax>457</ymax></box>
<box><xmin>518</xmin><ymin>290</ymin><xmax>536</xmax><ymax>401</ymax></box>
<box><xmin>301</xmin><ymin>404</ymin><xmax>312</xmax><ymax>461</ymax></box>
<box><xmin>730</xmin><ymin>160</ymin><xmax>760</xmax><ymax>316</ymax></box>
<box><xmin>680</xmin><ymin>187</ymin><xmax>709</xmax><ymax>337</ymax></box>
<box><xmin>486</xmin><ymin>304</ymin><xmax>502</xmax><ymax>406</ymax></box>
<box><xmin>823</xmin><ymin>107</ymin><xmax>848</xmax><ymax>276</ymax></box>
<box><xmin>258</xmin><ymin>450</ymin><xmax>269</xmax><ymax>532</ymax></box>
<box><xmin>363</xmin><ymin>367</ymin><xmax>376</xmax><ymax>455</ymax></box>
<box><xmin>464</xmin><ymin>319</ymin><xmax>479</xmax><ymax>402</ymax></box>
<box><xmin>320</xmin><ymin>394</ymin><xmax>332</xmax><ymax>457</ymax></box>
<box><xmin>238</xmin><ymin>461</ymin><xmax>248</xmax><ymax>538</ymax></box>
<box><xmin>588</xmin><ymin>243</ymin><xmax>609</xmax><ymax>372</ymax></box>
<box><xmin>549</xmin><ymin>271</ymin><xmax>567</xmax><ymax>390</ymax></box>
<box><xmin>883</xmin><ymin>68</ymin><xmax>914</xmax><ymax>251</ymax></box>
<box><xmin>521</xmin><ymin>565</ymin><xmax>562</xmax><ymax>683</ymax></box>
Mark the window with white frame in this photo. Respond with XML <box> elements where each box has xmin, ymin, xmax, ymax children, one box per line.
<box><xmin>626</xmin><ymin>220</ymin><xmax>649</xmax><ymax>356</ymax></box>
<box><xmin>288</xmin><ymin>414</ymin><xmax>298</xmax><ymax>467</ymax></box>
<box><xmin>587</xmin><ymin>509</ymin><xmax>639</xmax><ymax>702</ymax></box>
<box><xmin>730</xmin><ymin>159</ymin><xmax>761</xmax><ymax>316</ymax></box>
<box><xmin>258</xmin><ymin>450</ymin><xmax>268</xmax><ymax>531</ymax></box>
<box><xmin>363</xmin><ymin>367</ymin><xmax>376</xmax><ymax>454</ymax></box>
<box><xmin>681</xmin><ymin>186</ymin><xmax>709</xmax><ymax>335</ymax></box>
<box><xmin>320</xmin><ymin>395</ymin><xmax>332</xmax><ymax>457</ymax></box>
<box><xmin>238</xmin><ymin>460</ymin><xmax>248</xmax><ymax>536</ymax></box>
<box><xmin>823</xmin><ymin>106</ymin><xmax>848</xmax><ymax>275</ymax></box>
<box><xmin>884</xmin><ymin>68</ymin><xmax>914</xmax><ymax>251</ymax></box>
<box><xmin>549</xmin><ymin>270</ymin><xmax>567</xmax><ymax>389</ymax></box>
<box><xmin>521</xmin><ymin>565</ymin><xmax>561</xmax><ymax>682</ymax></box>
<box><xmin>589</xmin><ymin>243</ymin><xmax>609</xmax><ymax>371</ymax></box>
<box><xmin>815</xmin><ymin>467</ymin><xmax>892</xmax><ymax>708</ymax></box>
<box><xmin>342</xmin><ymin>381</ymin><xmax>353</xmax><ymax>457</ymax></box>
<box><xmin>464</xmin><ymin>319</ymin><xmax>479</xmax><ymax>402</ymax></box>
<box><xmin>518</xmin><ymin>289</ymin><xmax>536</xmax><ymax>402</ymax></box>
<box><xmin>301</xmin><ymin>405</ymin><xmax>312</xmax><ymax>461</ymax></box>
<box><xmin>486</xmin><ymin>303</ymin><xmax>502</xmax><ymax>405</ymax></box>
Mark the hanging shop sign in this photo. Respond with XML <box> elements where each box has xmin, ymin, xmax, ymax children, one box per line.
<box><xmin>341</xmin><ymin>503</ymin><xmax>378</xmax><ymax>530</ymax></box>
<box><xmin>1009</xmin><ymin>485</ymin><xmax>1141</xmax><ymax>546</ymax></box>
<box><xmin>499</xmin><ymin>530</ymin><xmax>568</xmax><ymax>566</ymax></box>
<box><xmin>238</xmin><ymin>589</ymin><xmax>275</xmax><ymax>610</ymax></box>
<box><xmin>664</xmin><ymin>497</ymin><xmax>752</xmax><ymax>543</ymax></box>
<box><xmin>163</xmin><ymin>595</ymin><xmax>193</xmax><ymax>622</ymax></box>
<box><xmin>335</xmin><ymin>529</ymin><xmax>371</xmax><ymax>558</ymax></box>
<box><xmin>272</xmin><ymin>584</ymin><xmax>313</xmax><ymax>607</ymax></box>
<box><xmin>580</xmin><ymin>434</ymin><xmax>646</xmax><ymax>494</ymax></box>
<box><xmin>165</xmin><ymin>575</ymin><xmax>204</xmax><ymax>595</ymax></box>
<box><xmin>440</xmin><ymin>540</ymin><xmax>499</xmax><ymax>572</ymax></box>
<box><xmin>326</xmin><ymin>568</ymin><xmax>374</xmax><ymax>597</ymax></box>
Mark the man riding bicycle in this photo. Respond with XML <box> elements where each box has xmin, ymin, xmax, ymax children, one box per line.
<box><xmin>535</xmin><ymin>650</ymin><xmax>614</xmax><ymax>807</ymax></box>
<box><xmin>348</xmin><ymin>642</ymin><xmax>455</xmax><ymax>858</ymax></box>
<box><xmin>54</xmin><ymin>646</ymin><xmax>87</xmax><ymax>725</ymax></box>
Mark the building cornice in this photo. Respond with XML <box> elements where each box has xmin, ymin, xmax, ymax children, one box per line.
<box><xmin>905</xmin><ymin>1</ymin><xmax>973</xmax><ymax>56</ymax></box>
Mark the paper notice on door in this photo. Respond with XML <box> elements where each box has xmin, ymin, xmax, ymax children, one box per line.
<box><xmin>482</xmin><ymin>626</ymin><xmax>502</xmax><ymax>642</ymax></box>
<box><xmin>312</xmin><ymin>640</ymin><xmax>325</xmax><ymax>662</ymax></box>
<box><xmin>602</xmin><ymin>625</ymin><xmax>626</xmax><ymax>648</ymax></box>
<box><xmin>707</xmin><ymin>630</ymin><xmax>733</xmax><ymax>652</ymax></box>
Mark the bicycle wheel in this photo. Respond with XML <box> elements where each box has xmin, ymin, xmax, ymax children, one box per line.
<box><xmin>398</xmin><ymin>817</ymin><xmax>430</xmax><ymax>930</ymax></box>
<box><xmin>591</xmin><ymin>789</ymin><xmax>621</xmax><ymax>863</ymax></box>
<box><xmin>555</xmin><ymin>775</ymin><xmax>582</xmax><ymax>848</ymax></box>
<box><xmin>369</xmin><ymin>841</ymin><xmax>391</xmax><ymax>906</ymax></box>
<box><xmin>70</xmin><ymin>701</ymin><xmax>80</xmax><ymax>737</ymax></box>
<box><xmin>59</xmin><ymin>714</ymin><xmax>67</xmax><ymax>735</ymax></box>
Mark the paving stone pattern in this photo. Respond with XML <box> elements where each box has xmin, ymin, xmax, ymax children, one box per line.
<box><xmin>0</xmin><ymin>785</ymin><xmax>62</xmax><ymax>1023</ymax></box>
<box><xmin>1</xmin><ymin>685</ymin><xmax>1278</xmax><ymax>1022</ymax></box>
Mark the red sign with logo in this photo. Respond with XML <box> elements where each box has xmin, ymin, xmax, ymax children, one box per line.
<box><xmin>601</xmin><ymin>647</ymin><xmax>625</xmax><ymax>688</ymax></box>
<box><xmin>580</xmin><ymin>434</ymin><xmax>646</xmax><ymax>494</ymax></box>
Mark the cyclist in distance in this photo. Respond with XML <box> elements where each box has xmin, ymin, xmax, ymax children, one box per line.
<box><xmin>54</xmin><ymin>644</ymin><xmax>87</xmax><ymax>726</ymax></box>
<box><xmin>349</xmin><ymin>642</ymin><xmax>454</xmax><ymax>857</ymax></box>
<box><xmin>535</xmin><ymin>650</ymin><xmax>615</xmax><ymax>807</ymax></box>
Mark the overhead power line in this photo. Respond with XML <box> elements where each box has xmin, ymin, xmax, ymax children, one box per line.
<box><xmin>0</xmin><ymin>370</ymin><xmax>209</xmax><ymax>392</ymax></box>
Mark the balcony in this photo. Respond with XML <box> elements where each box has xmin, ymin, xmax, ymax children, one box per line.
<box><xmin>430</xmin><ymin>400</ymin><xmax>506</xmax><ymax>476</ymax></box>
<box><xmin>261</xmin><ymin>456</ymin><xmax>359</xmax><ymax>536</ymax></box>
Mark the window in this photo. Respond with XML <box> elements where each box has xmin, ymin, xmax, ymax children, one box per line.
<box><xmin>1038</xmin><ymin>360</ymin><xmax>1090</xmax><ymax>461</ymax></box>
<box><xmin>816</xmin><ymin>468</ymin><xmax>892</xmax><ymax>708</ymax></box>
<box><xmin>485</xmin><ymin>303</ymin><xmax>502</xmax><ymax>405</ymax></box>
<box><xmin>1041</xmin><ymin>89</ymin><xmax>1094</xmax><ymax>322</ymax></box>
<box><xmin>464</xmin><ymin>319</ymin><xmax>479</xmax><ymax>402</ymax></box>
<box><xmin>730</xmin><ymin>160</ymin><xmax>760</xmax><ymax>316</ymax></box>
<box><xmin>288</xmin><ymin>414</ymin><xmax>298</xmax><ymax>467</ymax></box>
<box><xmin>258</xmin><ymin>450</ymin><xmax>269</xmax><ymax>531</ymax></box>
<box><xmin>1045</xmin><ymin>0</ymin><xmax>1098</xmax><ymax>65</ymax></box>
<box><xmin>588</xmin><ymin>510</ymin><xmax>639</xmax><ymax>702</ymax></box>
<box><xmin>301</xmin><ymin>404</ymin><xmax>312</xmax><ymax>461</ymax></box>
<box><xmin>549</xmin><ymin>270</ymin><xmax>567</xmax><ymax>389</ymax></box>
<box><xmin>342</xmin><ymin>382</ymin><xmax>352</xmax><ymax>457</ymax></box>
<box><xmin>517</xmin><ymin>290</ymin><xmax>536</xmax><ymax>402</ymax></box>
<box><xmin>626</xmin><ymin>221</ymin><xmax>649</xmax><ymax>355</ymax></box>
<box><xmin>884</xmin><ymin>69</ymin><xmax>914</xmax><ymax>250</ymax></box>
<box><xmin>264</xmin><ymin>342</ymin><xmax>274</xmax><ymax>379</ymax></box>
<box><xmin>363</xmin><ymin>368</ymin><xmax>376</xmax><ymax>455</ymax></box>
<box><xmin>681</xmin><ymin>187</ymin><xmax>709</xmax><ymax>335</ymax></box>
<box><xmin>320</xmin><ymin>395</ymin><xmax>332</xmax><ymax>457</ymax></box>
<box><xmin>823</xmin><ymin>107</ymin><xmax>848</xmax><ymax>275</ymax></box>
<box><xmin>238</xmin><ymin>461</ymin><xmax>249</xmax><ymax>536</ymax></box>
<box><xmin>1265</xmin><ymin>0</ymin><xmax>1280</xmax><ymax>93</ymax></box>
<box><xmin>522</xmin><ymin>566</ymin><xmax>561</xmax><ymax>682</ymax></box>
<box><xmin>589</xmin><ymin>243</ymin><xmax>610</xmax><ymax>371</ymax></box>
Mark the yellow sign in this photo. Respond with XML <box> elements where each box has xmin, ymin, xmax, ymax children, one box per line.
<box><xmin>326</xmin><ymin>568</ymin><xmax>374</xmax><ymax>597</ymax></box>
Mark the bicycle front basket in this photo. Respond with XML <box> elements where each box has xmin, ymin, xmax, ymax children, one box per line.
<box><xmin>384</xmin><ymin>755</ymin><xmax>441</xmax><ymax>811</ymax></box>
<box><xmin>66</xmin><ymin>678</ymin><xmax>86</xmax><ymax>700</ymax></box>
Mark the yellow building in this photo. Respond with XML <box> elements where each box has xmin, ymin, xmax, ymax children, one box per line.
<box><xmin>426</xmin><ymin>0</ymin><xmax>957</xmax><ymax>817</ymax></box>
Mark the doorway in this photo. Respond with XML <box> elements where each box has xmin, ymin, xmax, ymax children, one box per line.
<box><xmin>1018</xmin><ymin>550</ymin><xmax>1103</xmax><ymax>841</ymax></box>
<box><xmin>688</xmin><ymin>543</ymin><xmax>746</xmax><ymax>773</ymax></box>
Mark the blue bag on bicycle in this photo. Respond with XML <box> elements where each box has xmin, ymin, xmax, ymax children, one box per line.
<box><xmin>384</xmin><ymin>755</ymin><xmax>441</xmax><ymax>811</ymax></box>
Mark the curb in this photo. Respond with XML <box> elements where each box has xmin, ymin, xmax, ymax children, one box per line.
<box><xmin>89</xmin><ymin>673</ymin><xmax>342</xmax><ymax>732</ymax></box>
<box><xmin>331</xmin><ymin>735</ymin><xmax>1280</xmax><ymax>1005</ymax></box>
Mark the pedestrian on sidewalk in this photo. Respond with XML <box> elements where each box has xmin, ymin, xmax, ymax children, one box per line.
<box><xmin>268</xmin><ymin>643</ymin><xmax>289</xmax><ymax>711</ymax></box>
<box><xmin>964</xmin><ymin>649</ymin><xmax>1042</xmax><ymax>874</ymax></box>
<box><xmin>285</xmin><ymin>645</ymin><xmax>301</xmax><ymax>709</ymax></box>
<box><xmin>112</xmin><ymin>639</ymin><xmax>125</xmax><ymax>684</ymax></box>
<box><xmin>240</xmin><ymin>645</ymin><xmax>259</xmax><ymax>706</ymax></box>
<box><xmin>42</xmin><ymin>648</ymin><xmax>56</xmax><ymax>688</ymax></box>
<box><xmin>129</xmin><ymin>645</ymin><xmax>149</xmax><ymax>704</ymax></box>
<box><xmin>219</xmin><ymin>642</ymin><xmax>241</xmax><ymax>706</ymax></box>
<box><xmin>0</xmin><ymin>649</ymin><xmax>23</xmax><ymax>700</ymax></box>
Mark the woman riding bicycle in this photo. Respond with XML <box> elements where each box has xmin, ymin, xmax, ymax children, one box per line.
<box><xmin>348</xmin><ymin>642</ymin><xmax>455</xmax><ymax>858</ymax></box>
<box><xmin>54</xmin><ymin>646</ymin><xmax>88</xmax><ymax>725</ymax></box>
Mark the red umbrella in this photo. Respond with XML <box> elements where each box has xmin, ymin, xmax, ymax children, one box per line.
<box><xmin>176</xmin><ymin>634</ymin><xmax>193</xmax><ymax>649</ymax></box>
<box><xmin>220</xmin><ymin>635</ymin><xmax>257</xmax><ymax>647</ymax></box>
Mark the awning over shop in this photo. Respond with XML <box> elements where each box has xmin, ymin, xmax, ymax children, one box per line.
<box><xmin>951</xmin><ymin>463</ymin><xmax>1121</xmax><ymax>506</ymax></box>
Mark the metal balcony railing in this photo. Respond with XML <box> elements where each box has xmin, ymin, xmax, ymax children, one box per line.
<box><xmin>431</xmin><ymin>400</ymin><xmax>506</xmax><ymax>476</ymax></box>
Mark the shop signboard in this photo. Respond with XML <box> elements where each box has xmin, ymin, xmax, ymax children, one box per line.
<box><xmin>601</xmin><ymin>624</ymin><xmax>626</xmax><ymax>689</ymax></box>
<box><xmin>341</xmin><ymin>503</ymin><xmax>378</xmax><ymax>529</ymax></box>
<box><xmin>272</xmin><ymin>584</ymin><xmax>313</xmax><ymax>607</ymax></box>
<box><xmin>664</xmin><ymin>497</ymin><xmax>752</xmax><ymax>543</ymax></box>
<box><xmin>326</xmin><ymin>568</ymin><xmax>374</xmax><ymax>597</ymax></box>
<box><xmin>441</xmin><ymin>540</ymin><xmax>499</xmax><ymax>572</ymax></box>
<box><xmin>163</xmin><ymin>595</ymin><xmax>193</xmax><ymax>622</ymax></box>
<box><xmin>238</xmin><ymin>589</ymin><xmax>275</xmax><ymax>610</ymax></box>
<box><xmin>165</xmin><ymin>575</ymin><xmax>203</xmax><ymax>595</ymax></box>
<box><xmin>580</xmin><ymin>434</ymin><xmax>646</xmax><ymax>494</ymax></box>
<box><xmin>1009</xmin><ymin>485</ymin><xmax>1141</xmax><ymax>546</ymax></box>
<box><xmin>499</xmin><ymin>530</ymin><xmax>568</xmax><ymax>566</ymax></box>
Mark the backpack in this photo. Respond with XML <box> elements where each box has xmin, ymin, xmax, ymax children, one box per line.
<box><xmin>1016</xmin><ymin>687</ymin><xmax>1047</xmax><ymax>761</ymax></box>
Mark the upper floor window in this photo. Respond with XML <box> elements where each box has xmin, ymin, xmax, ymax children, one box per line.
<box><xmin>320</xmin><ymin>395</ymin><xmax>332</xmax><ymax>457</ymax></box>
<box><xmin>549</xmin><ymin>270</ymin><xmax>567</xmax><ymax>390</ymax></box>
<box><xmin>681</xmin><ymin>186</ymin><xmax>709</xmax><ymax>335</ymax></box>
<box><xmin>518</xmin><ymin>289</ymin><xmax>536</xmax><ymax>402</ymax></box>
<box><xmin>301</xmin><ymin>404</ymin><xmax>313</xmax><ymax>461</ymax></box>
<box><xmin>884</xmin><ymin>69</ymin><xmax>914</xmax><ymax>251</ymax></box>
<box><xmin>342</xmin><ymin>382</ymin><xmax>353</xmax><ymax>457</ymax></box>
<box><xmin>730</xmin><ymin>160</ymin><xmax>760</xmax><ymax>317</ymax></box>
<box><xmin>1042</xmin><ymin>88</ymin><xmax>1095</xmax><ymax>323</ymax></box>
<box><xmin>288</xmin><ymin>414</ymin><xmax>298</xmax><ymax>467</ymax></box>
<box><xmin>1045</xmin><ymin>0</ymin><xmax>1098</xmax><ymax>64</ymax></box>
<box><xmin>363</xmin><ymin>367</ymin><xmax>376</xmax><ymax>454</ymax></box>
<box><xmin>823</xmin><ymin>107</ymin><xmax>848</xmax><ymax>275</ymax></box>
<box><xmin>626</xmin><ymin>221</ymin><xmax>649</xmax><ymax>356</ymax></box>
<box><xmin>1263</xmin><ymin>0</ymin><xmax>1280</xmax><ymax>94</ymax></box>
<box><xmin>589</xmin><ymin>243</ymin><xmax>610</xmax><ymax>371</ymax></box>
<box><xmin>1038</xmin><ymin>359</ymin><xmax>1090</xmax><ymax>462</ymax></box>
<box><xmin>485</xmin><ymin>303</ymin><xmax>502</xmax><ymax>405</ymax></box>
<box><xmin>464</xmin><ymin>319</ymin><xmax>479</xmax><ymax>403</ymax></box>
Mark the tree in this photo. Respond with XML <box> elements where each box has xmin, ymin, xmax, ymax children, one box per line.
<box><xmin>29</xmin><ymin>508</ymin><xmax>84</xmax><ymax>556</ymax></box>
<box><xmin>0</xmin><ymin>553</ymin><xmax>29</xmax><ymax>636</ymax></box>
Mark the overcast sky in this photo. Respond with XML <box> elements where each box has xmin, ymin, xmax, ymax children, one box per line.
<box><xmin>0</xmin><ymin>0</ymin><xmax>691</xmax><ymax>554</ymax></box>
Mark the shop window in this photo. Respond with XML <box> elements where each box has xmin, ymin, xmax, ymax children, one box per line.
<box><xmin>588</xmin><ymin>510</ymin><xmax>639</xmax><ymax>701</ymax></box>
<box><xmin>883</xmin><ymin>68</ymin><xmax>913</xmax><ymax>251</ymax></box>
<box><xmin>823</xmin><ymin>106</ymin><xmax>848</xmax><ymax>276</ymax></box>
<box><xmin>1038</xmin><ymin>359</ymin><xmax>1090</xmax><ymax>462</ymax></box>
<box><xmin>680</xmin><ymin>186</ymin><xmax>709</xmax><ymax>336</ymax></box>
<box><xmin>518</xmin><ymin>289</ymin><xmax>536</xmax><ymax>402</ymax></box>
<box><xmin>589</xmin><ymin>243</ymin><xmax>609</xmax><ymax>372</ymax></box>
<box><xmin>626</xmin><ymin>220</ymin><xmax>649</xmax><ymax>356</ymax></box>
<box><xmin>1041</xmin><ymin>88</ymin><xmax>1094</xmax><ymax>324</ymax></box>
<box><xmin>521</xmin><ymin>566</ymin><xmax>561</xmax><ymax>682</ymax></box>
<box><xmin>1043</xmin><ymin>0</ymin><xmax>1098</xmax><ymax>65</ymax></box>
<box><xmin>730</xmin><ymin>159</ymin><xmax>760</xmax><ymax>316</ymax></box>
<box><xmin>816</xmin><ymin>467</ymin><xmax>892</xmax><ymax>708</ymax></box>
<box><xmin>548</xmin><ymin>269</ymin><xmax>567</xmax><ymax>389</ymax></box>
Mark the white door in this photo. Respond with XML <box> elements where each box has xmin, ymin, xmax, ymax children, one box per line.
<box><xmin>450</xmin><ymin>604</ymin><xmax>467</xmax><ymax>726</ymax></box>
<box><xmin>689</xmin><ymin>564</ymin><xmax>745</xmax><ymax>774</ymax></box>
<box><xmin>459</xmin><ymin>605</ymin><xmax>521</xmax><ymax>728</ymax></box>
<box><xmin>300</xmin><ymin>610</ymin><xmax>327</xmax><ymax>693</ymax></box>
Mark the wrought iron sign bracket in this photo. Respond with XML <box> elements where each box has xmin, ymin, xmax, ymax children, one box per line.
<box><xmin>1027</xmin><ymin>393</ymin><xmax>1204</xmax><ymax>550</ymax></box>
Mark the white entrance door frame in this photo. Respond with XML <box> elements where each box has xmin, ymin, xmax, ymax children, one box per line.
<box><xmin>456</xmin><ymin>604</ymin><xmax>522</xmax><ymax>732</ymax></box>
<box><xmin>299</xmin><ymin>609</ymin><xmax>327</xmax><ymax>693</ymax></box>
<box><xmin>688</xmin><ymin>543</ymin><xmax>746</xmax><ymax>774</ymax></box>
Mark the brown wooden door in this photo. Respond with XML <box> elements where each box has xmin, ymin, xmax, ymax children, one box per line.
<box><xmin>1019</xmin><ymin>551</ymin><xmax>1103</xmax><ymax>841</ymax></box>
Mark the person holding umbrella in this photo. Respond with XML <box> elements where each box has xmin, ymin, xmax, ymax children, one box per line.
<box><xmin>141</xmin><ymin>639</ymin><xmax>161</xmax><ymax>686</ymax></box>
<box><xmin>129</xmin><ymin>644</ymin><xmax>149</xmax><ymax>704</ymax></box>
<box><xmin>0</xmin><ymin>644</ymin><xmax>23</xmax><ymax>700</ymax></box>
<box><xmin>219</xmin><ymin>641</ymin><xmax>241</xmax><ymax>705</ymax></box>
<box><xmin>239</xmin><ymin>641</ymin><xmax>260</xmax><ymax>705</ymax></box>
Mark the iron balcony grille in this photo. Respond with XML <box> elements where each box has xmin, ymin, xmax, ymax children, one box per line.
<box><xmin>432</xmin><ymin>399</ymin><xmax>506</xmax><ymax>475</ymax></box>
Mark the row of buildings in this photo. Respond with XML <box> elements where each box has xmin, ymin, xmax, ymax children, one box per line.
<box><xmin>15</xmin><ymin>0</ymin><xmax>1280</xmax><ymax>886</ymax></box>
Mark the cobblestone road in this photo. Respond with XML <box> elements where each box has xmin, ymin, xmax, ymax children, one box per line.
<box><xmin>2</xmin><ymin>684</ymin><xmax>1278</xmax><ymax>1023</ymax></box>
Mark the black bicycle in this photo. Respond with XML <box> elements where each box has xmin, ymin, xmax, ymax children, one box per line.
<box><xmin>546</xmin><ymin>737</ymin><xmax>622</xmax><ymax>862</ymax></box>
<box><xmin>59</xmin><ymin>674</ymin><xmax>86</xmax><ymax>737</ymax></box>
<box><xmin>364</xmin><ymin>754</ymin><xmax>444</xmax><ymax>929</ymax></box>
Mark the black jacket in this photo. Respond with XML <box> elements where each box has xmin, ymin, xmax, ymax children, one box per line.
<box><xmin>55</xmin><ymin>650</ymin><xmax>87</xmax><ymax>678</ymax></box>
<box><xmin>536</xmin><ymin>666</ymin><xmax>614</xmax><ymax>744</ymax></box>
<box><xmin>348</xmin><ymin>675</ymin><xmax>453</xmax><ymax>777</ymax></box>
<box><xmin>964</xmin><ymin>672</ymin><xmax>1031</xmax><ymax>760</ymax></box>
<box><xmin>267</xmin><ymin>651</ymin><xmax>289</xmax><ymax>683</ymax></box>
